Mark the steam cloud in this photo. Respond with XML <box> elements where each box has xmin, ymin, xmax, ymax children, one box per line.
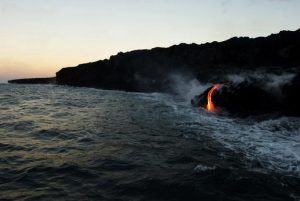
<box><xmin>168</xmin><ymin>73</ymin><xmax>210</xmax><ymax>102</ymax></box>
<box><xmin>226</xmin><ymin>72</ymin><xmax>296</xmax><ymax>98</ymax></box>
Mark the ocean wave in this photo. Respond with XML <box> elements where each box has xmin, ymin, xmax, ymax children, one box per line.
<box><xmin>1</xmin><ymin>84</ymin><xmax>300</xmax><ymax>200</ymax></box>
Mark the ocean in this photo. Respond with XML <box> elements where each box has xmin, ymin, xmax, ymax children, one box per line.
<box><xmin>0</xmin><ymin>84</ymin><xmax>300</xmax><ymax>201</ymax></box>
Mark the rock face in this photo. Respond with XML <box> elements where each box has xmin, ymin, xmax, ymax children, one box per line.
<box><xmin>192</xmin><ymin>73</ymin><xmax>300</xmax><ymax>117</ymax></box>
<box><xmin>56</xmin><ymin>29</ymin><xmax>300</xmax><ymax>92</ymax></box>
<box><xmin>8</xmin><ymin>77</ymin><xmax>56</xmax><ymax>84</ymax></box>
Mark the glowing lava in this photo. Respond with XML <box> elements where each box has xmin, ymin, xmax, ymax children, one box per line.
<box><xmin>206</xmin><ymin>84</ymin><xmax>221</xmax><ymax>112</ymax></box>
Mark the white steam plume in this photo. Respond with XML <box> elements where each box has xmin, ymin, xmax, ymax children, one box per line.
<box><xmin>168</xmin><ymin>73</ymin><xmax>210</xmax><ymax>101</ymax></box>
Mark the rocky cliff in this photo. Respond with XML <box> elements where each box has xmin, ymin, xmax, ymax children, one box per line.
<box><xmin>56</xmin><ymin>29</ymin><xmax>300</xmax><ymax>92</ymax></box>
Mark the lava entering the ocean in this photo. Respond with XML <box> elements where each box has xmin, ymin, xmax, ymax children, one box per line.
<box><xmin>206</xmin><ymin>84</ymin><xmax>221</xmax><ymax>112</ymax></box>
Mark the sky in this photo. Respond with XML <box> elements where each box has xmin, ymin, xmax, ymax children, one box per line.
<box><xmin>0</xmin><ymin>0</ymin><xmax>299</xmax><ymax>82</ymax></box>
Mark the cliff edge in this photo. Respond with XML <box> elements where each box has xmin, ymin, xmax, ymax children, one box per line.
<box><xmin>56</xmin><ymin>29</ymin><xmax>300</xmax><ymax>92</ymax></box>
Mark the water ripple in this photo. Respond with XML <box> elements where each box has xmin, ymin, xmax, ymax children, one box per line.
<box><xmin>0</xmin><ymin>84</ymin><xmax>300</xmax><ymax>201</ymax></box>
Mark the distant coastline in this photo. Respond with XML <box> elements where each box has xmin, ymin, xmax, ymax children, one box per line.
<box><xmin>8</xmin><ymin>77</ymin><xmax>56</xmax><ymax>84</ymax></box>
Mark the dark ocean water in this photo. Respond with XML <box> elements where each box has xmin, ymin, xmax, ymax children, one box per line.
<box><xmin>0</xmin><ymin>84</ymin><xmax>300</xmax><ymax>201</ymax></box>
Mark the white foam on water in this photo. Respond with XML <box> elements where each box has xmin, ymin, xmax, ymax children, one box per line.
<box><xmin>194</xmin><ymin>164</ymin><xmax>216</xmax><ymax>172</ymax></box>
<box><xmin>150</xmin><ymin>92</ymin><xmax>300</xmax><ymax>176</ymax></box>
<box><xmin>135</xmin><ymin>86</ymin><xmax>300</xmax><ymax>176</ymax></box>
<box><xmin>189</xmin><ymin>110</ymin><xmax>300</xmax><ymax>175</ymax></box>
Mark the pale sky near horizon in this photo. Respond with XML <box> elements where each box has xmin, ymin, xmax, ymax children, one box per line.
<box><xmin>0</xmin><ymin>0</ymin><xmax>300</xmax><ymax>82</ymax></box>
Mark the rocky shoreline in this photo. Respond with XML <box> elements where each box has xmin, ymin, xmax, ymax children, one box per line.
<box><xmin>8</xmin><ymin>28</ymin><xmax>300</xmax><ymax>116</ymax></box>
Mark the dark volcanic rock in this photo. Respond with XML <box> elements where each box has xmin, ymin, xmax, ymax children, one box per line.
<box><xmin>8</xmin><ymin>77</ymin><xmax>56</xmax><ymax>84</ymax></box>
<box><xmin>282</xmin><ymin>73</ymin><xmax>300</xmax><ymax>116</ymax></box>
<box><xmin>56</xmin><ymin>29</ymin><xmax>300</xmax><ymax>92</ymax></box>
<box><xmin>192</xmin><ymin>73</ymin><xmax>300</xmax><ymax>117</ymax></box>
<box><xmin>191</xmin><ymin>86</ymin><xmax>213</xmax><ymax>108</ymax></box>
<box><xmin>214</xmin><ymin>82</ymin><xmax>281</xmax><ymax>116</ymax></box>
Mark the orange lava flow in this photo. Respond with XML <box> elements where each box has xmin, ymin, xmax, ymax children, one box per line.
<box><xmin>206</xmin><ymin>84</ymin><xmax>221</xmax><ymax>112</ymax></box>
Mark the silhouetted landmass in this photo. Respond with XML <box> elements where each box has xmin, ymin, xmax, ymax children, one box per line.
<box><xmin>9</xmin><ymin>28</ymin><xmax>300</xmax><ymax>116</ymax></box>
<box><xmin>8</xmin><ymin>77</ymin><xmax>56</xmax><ymax>84</ymax></box>
<box><xmin>56</xmin><ymin>29</ymin><xmax>300</xmax><ymax>92</ymax></box>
